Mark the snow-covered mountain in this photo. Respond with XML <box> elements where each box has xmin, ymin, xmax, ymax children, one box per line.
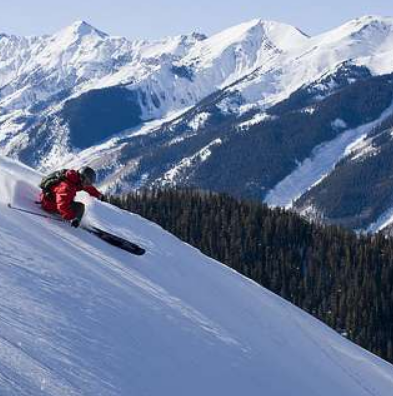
<box><xmin>2</xmin><ymin>16</ymin><xmax>393</xmax><ymax>230</ymax></box>
<box><xmin>1</xmin><ymin>154</ymin><xmax>393</xmax><ymax>395</ymax></box>
<box><xmin>0</xmin><ymin>19</ymin><xmax>308</xmax><ymax>164</ymax></box>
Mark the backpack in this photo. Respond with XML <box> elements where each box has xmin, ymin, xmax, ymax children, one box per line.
<box><xmin>39</xmin><ymin>169</ymin><xmax>68</xmax><ymax>196</ymax></box>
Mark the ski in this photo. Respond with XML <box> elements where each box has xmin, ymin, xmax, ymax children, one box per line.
<box><xmin>7</xmin><ymin>203</ymin><xmax>146</xmax><ymax>256</ymax></box>
<box><xmin>83</xmin><ymin>226</ymin><xmax>146</xmax><ymax>256</ymax></box>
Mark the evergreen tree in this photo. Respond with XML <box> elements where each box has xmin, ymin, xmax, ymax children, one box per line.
<box><xmin>110</xmin><ymin>188</ymin><xmax>393</xmax><ymax>364</ymax></box>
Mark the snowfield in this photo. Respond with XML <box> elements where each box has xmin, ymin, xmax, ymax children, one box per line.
<box><xmin>0</xmin><ymin>155</ymin><xmax>393</xmax><ymax>395</ymax></box>
<box><xmin>264</xmin><ymin>102</ymin><xmax>393</xmax><ymax>208</ymax></box>
<box><xmin>2</xmin><ymin>16</ymin><xmax>393</xmax><ymax>174</ymax></box>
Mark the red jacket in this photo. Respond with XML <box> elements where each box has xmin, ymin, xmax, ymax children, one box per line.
<box><xmin>40</xmin><ymin>169</ymin><xmax>102</xmax><ymax>220</ymax></box>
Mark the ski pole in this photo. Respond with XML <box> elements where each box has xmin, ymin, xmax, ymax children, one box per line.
<box><xmin>7</xmin><ymin>203</ymin><xmax>64</xmax><ymax>222</ymax></box>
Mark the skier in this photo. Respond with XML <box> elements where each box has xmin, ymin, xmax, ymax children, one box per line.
<box><xmin>39</xmin><ymin>166</ymin><xmax>106</xmax><ymax>228</ymax></box>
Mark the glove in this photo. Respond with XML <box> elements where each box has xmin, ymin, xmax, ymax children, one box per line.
<box><xmin>99</xmin><ymin>194</ymin><xmax>108</xmax><ymax>202</ymax></box>
<box><xmin>70</xmin><ymin>218</ymin><xmax>81</xmax><ymax>228</ymax></box>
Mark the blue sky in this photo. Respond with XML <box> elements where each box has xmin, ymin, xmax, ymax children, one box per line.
<box><xmin>1</xmin><ymin>0</ymin><xmax>391</xmax><ymax>39</ymax></box>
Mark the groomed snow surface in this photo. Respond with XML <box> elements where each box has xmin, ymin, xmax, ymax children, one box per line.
<box><xmin>0</xmin><ymin>155</ymin><xmax>393</xmax><ymax>396</ymax></box>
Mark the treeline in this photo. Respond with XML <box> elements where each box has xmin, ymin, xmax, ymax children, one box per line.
<box><xmin>110</xmin><ymin>188</ymin><xmax>393</xmax><ymax>363</ymax></box>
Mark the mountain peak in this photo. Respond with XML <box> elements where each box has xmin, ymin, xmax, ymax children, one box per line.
<box><xmin>353</xmin><ymin>15</ymin><xmax>393</xmax><ymax>24</ymax></box>
<box><xmin>241</xmin><ymin>18</ymin><xmax>308</xmax><ymax>36</ymax></box>
<box><xmin>214</xmin><ymin>18</ymin><xmax>309</xmax><ymax>52</ymax></box>
<box><xmin>317</xmin><ymin>15</ymin><xmax>393</xmax><ymax>46</ymax></box>
<box><xmin>72</xmin><ymin>20</ymin><xmax>93</xmax><ymax>29</ymax></box>
<box><xmin>59</xmin><ymin>20</ymin><xmax>108</xmax><ymax>40</ymax></box>
<box><xmin>346</xmin><ymin>15</ymin><xmax>393</xmax><ymax>31</ymax></box>
<box><xmin>177</xmin><ymin>31</ymin><xmax>207</xmax><ymax>47</ymax></box>
<box><xmin>190</xmin><ymin>32</ymin><xmax>208</xmax><ymax>42</ymax></box>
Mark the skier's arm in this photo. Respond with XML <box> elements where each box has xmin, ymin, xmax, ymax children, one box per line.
<box><xmin>83</xmin><ymin>185</ymin><xmax>103</xmax><ymax>199</ymax></box>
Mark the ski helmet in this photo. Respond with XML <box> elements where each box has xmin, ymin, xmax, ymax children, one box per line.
<box><xmin>79</xmin><ymin>166</ymin><xmax>97</xmax><ymax>185</ymax></box>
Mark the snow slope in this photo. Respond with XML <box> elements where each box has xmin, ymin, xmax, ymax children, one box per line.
<box><xmin>265</xmin><ymin>101</ymin><xmax>393</xmax><ymax>208</ymax></box>
<box><xmin>0</xmin><ymin>156</ymin><xmax>393</xmax><ymax>395</ymax></box>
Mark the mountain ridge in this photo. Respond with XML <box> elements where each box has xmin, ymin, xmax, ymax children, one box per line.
<box><xmin>2</xmin><ymin>16</ymin><xmax>393</xmax><ymax>230</ymax></box>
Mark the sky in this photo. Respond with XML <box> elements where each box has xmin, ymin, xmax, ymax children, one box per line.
<box><xmin>0</xmin><ymin>0</ymin><xmax>391</xmax><ymax>40</ymax></box>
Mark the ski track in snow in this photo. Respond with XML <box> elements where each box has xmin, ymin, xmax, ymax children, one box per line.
<box><xmin>1</xmin><ymin>155</ymin><xmax>393</xmax><ymax>395</ymax></box>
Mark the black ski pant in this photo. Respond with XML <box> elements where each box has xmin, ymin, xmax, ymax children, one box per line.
<box><xmin>71</xmin><ymin>201</ymin><xmax>85</xmax><ymax>221</ymax></box>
